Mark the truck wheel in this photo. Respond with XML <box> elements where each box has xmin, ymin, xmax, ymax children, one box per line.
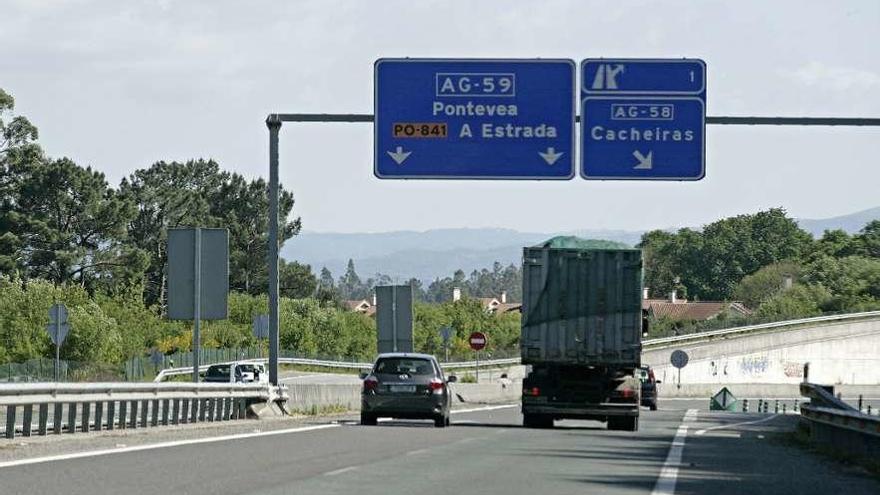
<box><xmin>523</xmin><ymin>414</ymin><xmax>553</xmax><ymax>429</ymax></box>
<box><xmin>360</xmin><ymin>413</ymin><xmax>377</xmax><ymax>426</ymax></box>
<box><xmin>609</xmin><ymin>416</ymin><xmax>639</xmax><ymax>431</ymax></box>
<box><xmin>625</xmin><ymin>416</ymin><xmax>639</xmax><ymax>431</ymax></box>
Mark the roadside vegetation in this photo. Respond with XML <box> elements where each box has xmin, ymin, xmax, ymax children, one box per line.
<box><xmin>640</xmin><ymin>209</ymin><xmax>880</xmax><ymax>336</ymax></box>
<box><xmin>2</xmin><ymin>85</ymin><xmax>880</xmax><ymax>371</ymax></box>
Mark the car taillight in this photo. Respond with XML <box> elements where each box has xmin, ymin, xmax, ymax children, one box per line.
<box><xmin>612</xmin><ymin>389</ymin><xmax>635</xmax><ymax>399</ymax></box>
<box><xmin>429</xmin><ymin>379</ymin><xmax>444</xmax><ymax>393</ymax></box>
<box><xmin>524</xmin><ymin>387</ymin><xmax>540</xmax><ymax>396</ymax></box>
<box><xmin>363</xmin><ymin>377</ymin><xmax>379</xmax><ymax>391</ymax></box>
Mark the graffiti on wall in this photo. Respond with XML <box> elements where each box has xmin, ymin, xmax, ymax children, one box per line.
<box><xmin>783</xmin><ymin>361</ymin><xmax>804</xmax><ymax>378</ymax></box>
<box><xmin>709</xmin><ymin>359</ymin><xmax>729</xmax><ymax>377</ymax></box>
<box><xmin>738</xmin><ymin>355</ymin><xmax>769</xmax><ymax>375</ymax></box>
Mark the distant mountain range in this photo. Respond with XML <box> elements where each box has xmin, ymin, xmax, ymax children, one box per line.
<box><xmin>280</xmin><ymin>207</ymin><xmax>880</xmax><ymax>283</ymax></box>
<box><xmin>796</xmin><ymin>206</ymin><xmax>880</xmax><ymax>237</ymax></box>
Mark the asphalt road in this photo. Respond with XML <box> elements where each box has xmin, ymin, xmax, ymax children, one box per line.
<box><xmin>1</xmin><ymin>400</ymin><xmax>877</xmax><ymax>495</ymax></box>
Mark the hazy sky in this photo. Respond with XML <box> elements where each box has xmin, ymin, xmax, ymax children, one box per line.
<box><xmin>2</xmin><ymin>0</ymin><xmax>878</xmax><ymax>233</ymax></box>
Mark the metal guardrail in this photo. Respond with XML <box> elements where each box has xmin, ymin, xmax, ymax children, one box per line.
<box><xmin>800</xmin><ymin>404</ymin><xmax>880</xmax><ymax>437</ymax></box>
<box><xmin>154</xmin><ymin>357</ymin><xmax>523</xmax><ymax>382</ymax></box>
<box><xmin>799</xmin><ymin>381</ymin><xmax>880</xmax><ymax>457</ymax></box>
<box><xmin>1</xmin><ymin>382</ymin><xmax>283</xmax><ymax>440</ymax></box>
<box><xmin>799</xmin><ymin>382</ymin><xmax>857</xmax><ymax>411</ymax></box>
<box><xmin>642</xmin><ymin>311</ymin><xmax>880</xmax><ymax>348</ymax></box>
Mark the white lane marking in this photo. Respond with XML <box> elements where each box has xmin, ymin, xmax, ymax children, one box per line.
<box><xmin>695</xmin><ymin>414</ymin><xmax>779</xmax><ymax>436</ymax></box>
<box><xmin>406</xmin><ymin>448</ymin><xmax>429</xmax><ymax>456</ymax></box>
<box><xmin>451</xmin><ymin>404</ymin><xmax>518</xmax><ymax>415</ymax></box>
<box><xmin>651</xmin><ymin>408</ymin><xmax>697</xmax><ymax>495</ymax></box>
<box><xmin>0</xmin><ymin>423</ymin><xmax>340</xmax><ymax>470</ymax></box>
<box><xmin>373</xmin><ymin>404</ymin><xmax>517</xmax><ymax>424</ymax></box>
<box><xmin>0</xmin><ymin>403</ymin><xmax>519</xmax><ymax>469</ymax></box>
<box><xmin>323</xmin><ymin>466</ymin><xmax>359</xmax><ymax>476</ymax></box>
<box><xmin>702</xmin><ymin>432</ymin><xmax>741</xmax><ymax>439</ymax></box>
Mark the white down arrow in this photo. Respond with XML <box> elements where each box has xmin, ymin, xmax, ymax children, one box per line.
<box><xmin>387</xmin><ymin>146</ymin><xmax>412</xmax><ymax>165</ymax></box>
<box><xmin>538</xmin><ymin>147</ymin><xmax>564</xmax><ymax>165</ymax></box>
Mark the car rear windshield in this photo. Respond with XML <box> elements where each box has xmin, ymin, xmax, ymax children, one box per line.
<box><xmin>207</xmin><ymin>365</ymin><xmax>230</xmax><ymax>377</ymax></box>
<box><xmin>374</xmin><ymin>358</ymin><xmax>435</xmax><ymax>376</ymax></box>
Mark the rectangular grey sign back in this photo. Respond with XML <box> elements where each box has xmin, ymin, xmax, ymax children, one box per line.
<box><xmin>376</xmin><ymin>285</ymin><xmax>413</xmax><ymax>353</ymax></box>
<box><xmin>167</xmin><ymin>228</ymin><xmax>229</xmax><ymax>320</ymax></box>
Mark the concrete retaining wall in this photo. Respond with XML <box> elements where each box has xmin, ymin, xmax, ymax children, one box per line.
<box><xmin>656</xmin><ymin>383</ymin><xmax>880</xmax><ymax>399</ymax></box>
<box><xmin>644</xmin><ymin>318</ymin><xmax>880</xmax><ymax>387</ymax></box>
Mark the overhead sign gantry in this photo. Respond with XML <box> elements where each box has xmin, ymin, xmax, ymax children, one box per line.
<box><xmin>265</xmin><ymin>56</ymin><xmax>876</xmax><ymax>386</ymax></box>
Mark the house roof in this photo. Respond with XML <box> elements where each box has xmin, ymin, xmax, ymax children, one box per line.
<box><xmin>643</xmin><ymin>299</ymin><xmax>752</xmax><ymax>321</ymax></box>
<box><xmin>344</xmin><ymin>300</ymin><xmax>371</xmax><ymax>311</ymax></box>
<box><xmin>496</xmin><ymin>303</ymin><xmax>522</xmax><ymax>314</ymax></box>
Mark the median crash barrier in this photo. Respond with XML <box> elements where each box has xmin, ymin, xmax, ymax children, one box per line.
<box><xmin>154</xmin><ymin>357</ymin><xmax>522</xmax><ymax>382</ymax></box>
<box><xmin>2</xmin><ymin>382</ymin><xmax>288</xmax><ymax>440</ymax></box>
<box><xmin>281</xmin><ymin>380</ymin><xmax>522</xmax><ymax>415</ymax></box>
<box><xmin>799</xmin><ymin>382</ymin><xmax>880</xmax><ymax>458</ymax></box>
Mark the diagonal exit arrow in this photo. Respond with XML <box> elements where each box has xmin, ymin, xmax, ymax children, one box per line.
<box><xmin>633</xmin><ymin>150</ymin><xmax>653</xmax><ymax>169</ymax></box>
<box><xmin>387</xmin><ymin>146</ymin><xmax>412</xmax><ymax>165</ymax></box>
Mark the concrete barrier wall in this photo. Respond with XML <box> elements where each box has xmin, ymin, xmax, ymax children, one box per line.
<box><xmin>286</xmin><ymin>384</ymin><xmax>361</xmax><ymax>412</ymax></box>
<box><xmin>449</xmin><ymin>381</ymin><xmax>521</xmax><ymax>404</ymax></box>
<box><xmin>285</xmin><ymin>381</ymin><xmax>521</xmax><ymax>413</ymax></box>
<box><xmin>644</xmin><ymin>318</ymin><xmax>880</xmax><ymax>387</ymax></box>
<box><xmin>450</xmin><ymin>365</ymin><xmax>526</xmax><ymax>382</ymax></box>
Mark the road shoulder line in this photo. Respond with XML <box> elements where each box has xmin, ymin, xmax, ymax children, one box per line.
<box><xmin>0</xmin><ymin>423</ymin><xmax>339</xmax><ymax>470</ymax></box>
<box><xmin>0</xmin><ymin>403</ymin><xmax>518</xmax><ymax>469</ymax></box>
<box><xmin>652</xmin><ymin>408</ymin><xmax>698</xmax><ymax>495</ymax></box>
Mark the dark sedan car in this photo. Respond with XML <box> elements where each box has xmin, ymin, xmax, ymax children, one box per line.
<box><xmin>360</xmin><ymin>353</ymin><xmax>457</xmax><ymax>427</ymax></box>
<box><xmin>638</xmin><ymin>365</ymin><xmax>660</xmax><ymax>411</ymax></box>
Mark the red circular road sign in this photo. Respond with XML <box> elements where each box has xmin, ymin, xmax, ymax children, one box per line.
<box><xmin>469</xmin><ymin>332</ymin><xmax>487</xmax><ymax>351</ymax></box>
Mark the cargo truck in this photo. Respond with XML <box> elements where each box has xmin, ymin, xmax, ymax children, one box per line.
<box><xmin>520</xmin><ymin>239</ymin><xmax>643</xmax><ymax>431</ymax></box>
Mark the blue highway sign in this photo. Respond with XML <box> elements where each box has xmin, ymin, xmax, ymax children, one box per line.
<box><xmin>580</xmin><ymin>59</ymin><xmax>706</xmax><ymax>180</ymax></box>
<box><xmin>374</xmin><ymin>59</ymin><xmax>575</xmax><ymax>179</ymax></box>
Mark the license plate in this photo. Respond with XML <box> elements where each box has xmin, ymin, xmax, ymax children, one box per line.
<box><xmin>389</xmin><ymin>385</ymin><xmax>416</xmax><ymax>393</ymax></box>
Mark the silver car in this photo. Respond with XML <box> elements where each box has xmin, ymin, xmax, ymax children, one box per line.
<box><xmin>360</xmin><ymin>353</ymin><xmax>457</xmax><ymax>427</ymax></box>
